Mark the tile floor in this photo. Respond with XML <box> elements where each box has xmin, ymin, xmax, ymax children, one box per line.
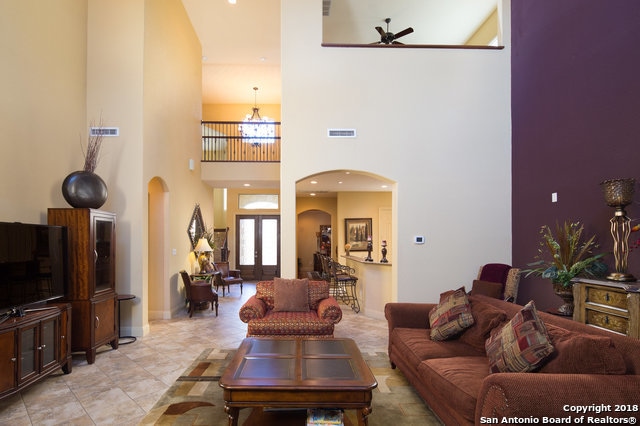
<box><xmin>0</xmin><ymin>282</ymin><xmax>390</xmax><ymax>425</ymax></box>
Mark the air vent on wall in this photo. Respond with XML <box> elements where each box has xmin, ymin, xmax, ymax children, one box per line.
<box><xmin>90</xmin><ymin>127</ymin><xmax>119</xmax><ymax>137</ymax></box>
<box><xmin>327</xmin><ymin>129</ymin><xmax>356</xmax><ymax>138</ymax></box>
<box><xmin>322</xmin><ymin>0</ymin><xmax>331</xmax><ymax>16</ymax></box>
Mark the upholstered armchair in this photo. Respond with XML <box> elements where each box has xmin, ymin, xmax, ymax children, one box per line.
<box><xmin>239</xmin><ymin>278</ymin><xmax>342</xmax><ymax>338</ymax></box>
<box><xmin>179</xmin><ymin>270</ymin><xmax>219</xmax><ymax>317</ymax></box>
<box><xmin>213</xmin><ymin>261</ymin><xmax>243</xmax><ymax>296</ymax></box>
<box><xmin>473</xmin><ymin>263</ymin><xmax>521</xmax><ymax>302</ymax></box>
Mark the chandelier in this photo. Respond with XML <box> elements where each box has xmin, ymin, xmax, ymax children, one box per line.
<box><xmin>239</xmin><ymin>87</ymin><xmax>275</xmax><ymax>145</ymax></box>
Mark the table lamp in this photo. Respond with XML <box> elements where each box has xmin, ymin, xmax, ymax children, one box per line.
<box><xmin>194</xmin><ymin>237</ymin><xmax>213</xmax><ymax>272</ymax></box>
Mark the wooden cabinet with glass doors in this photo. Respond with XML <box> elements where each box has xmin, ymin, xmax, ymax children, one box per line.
<box><xmin>0</xmin><ymin>303</ymin><xmax>72</xmax><ymax>400</ymax></box>
<box><xmin>48</xmin><ymin>208</ymin><xmax>118</xmax><ymax>363</ymax></box>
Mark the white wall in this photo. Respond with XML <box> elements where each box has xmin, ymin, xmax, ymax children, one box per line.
<box><xmin>281</xmin><ymin>0</ymin><xmax>512</xmax><ymax>303</ymax></box>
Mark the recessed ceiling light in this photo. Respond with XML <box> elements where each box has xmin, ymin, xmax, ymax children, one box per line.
<box><xmin>243</xmin><ymin>183</ymin><xmax>251</xmax><ymax>187</ymax></box>
<box><xmin>345</xmin><ymin>171</ymin><xmax>351</xmax><ymax>175</ymax></box>
<box><xmin>310</xmin><ymin>180</ymin><xmax>318</xmax><ymax>185</ymax></box>
<box><xmin>228</xmin><ymin>0</ymin><xmax>236</xmax><ymax>4</ymax></box>
<box><xmin>338</xmin><ymin>181</ymin><xmax>343</xmax><ymax>184</ymax></box>
<box><xmin>381</xmin><ymin>184</ymin><xmax>388</xmax><ymax>189</ymax></box>
<box><xmin>310</xmin><ymin>193</ymin><xmax>316</xmax><ymax>197</ymax></box>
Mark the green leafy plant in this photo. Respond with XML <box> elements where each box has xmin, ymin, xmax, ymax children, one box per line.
<box><xmin>523</xmin><ymin>221</ymin><xmax>608</xmax><ymax>288</ymax></box>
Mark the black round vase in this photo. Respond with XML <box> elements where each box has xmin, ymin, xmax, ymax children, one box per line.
<box><xmin>62</xmin><ymin>171</ymin><xmax>108</xmax><ymax>209</ymax></box>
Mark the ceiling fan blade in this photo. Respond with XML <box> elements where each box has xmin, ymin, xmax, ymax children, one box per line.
<box><xmin>394</xmin><ymin>27</ymin><xmax>414</xmax><ymax>39</ymax></box>
<box><xmin>375</xmin><ymin>26</ymin><xmax>386</xmax><ymax>37</ymax></box>
<box><xmin>392</xmin><ymin>41</ymin><xmax>405</xmax><ymax>45</ymax></box>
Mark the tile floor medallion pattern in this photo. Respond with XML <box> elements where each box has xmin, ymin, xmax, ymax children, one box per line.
<box><xmin>0</xmin><ymin>282</ymin><xmax>443</xmax><ymax>425</ymax></box>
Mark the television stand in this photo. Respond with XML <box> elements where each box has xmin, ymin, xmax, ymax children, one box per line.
<box><xmin>0</xmin><ymin>303</ymin><xmax>72</xmax><ymax>400</ymax></box>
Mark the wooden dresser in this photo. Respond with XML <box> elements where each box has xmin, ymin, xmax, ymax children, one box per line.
<box><xmin>572</xmin><ymin>278</ymin><xmax>640</xmax><ymax>338</ymax></box>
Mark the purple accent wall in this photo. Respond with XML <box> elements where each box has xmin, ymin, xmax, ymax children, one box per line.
<box><xmin>511</xmin><ymin>1</ymin><xmax>640</xmax><ymax>310</ymax></box>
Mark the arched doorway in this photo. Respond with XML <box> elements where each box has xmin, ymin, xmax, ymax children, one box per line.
<box><xmin>297</xmin><ymin>209</ymin><xmax>331</xmax><ymax>278</ymax></box>
<box><xmin>148</xmin><ymin>177</ymin><xmax>170</xmax><ymax>319</ymax></box>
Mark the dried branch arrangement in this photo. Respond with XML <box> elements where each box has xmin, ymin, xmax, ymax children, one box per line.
<box><xmin>82</xmin><ymin>119</ymin><xmax>104</xmax><ymax>173</ymax></box>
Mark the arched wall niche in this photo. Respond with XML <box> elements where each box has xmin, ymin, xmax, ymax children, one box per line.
<box><xmin>148</xmin><ymin>176</ymin><xmax>170</xmax><ymax>320</ymax></box>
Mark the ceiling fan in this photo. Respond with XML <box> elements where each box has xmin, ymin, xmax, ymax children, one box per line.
<box><xmin>372</xmin><ymin>18</ymin><xmax>414</xmax><ymax>45</ymax></box>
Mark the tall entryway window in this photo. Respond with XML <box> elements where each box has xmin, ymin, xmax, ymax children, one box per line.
<box><xmin>236</xmin><ymin>215</ymin><xmax>280</xmax><ymax>280</ymax></box>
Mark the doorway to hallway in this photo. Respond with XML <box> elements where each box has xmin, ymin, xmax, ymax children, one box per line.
<box><xmin>236</xmin><ymin>215</ymin><xmax>280</xmax><ymax>280</ymax></box>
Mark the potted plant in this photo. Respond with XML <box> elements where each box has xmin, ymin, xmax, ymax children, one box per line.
<box><xmin>523</xmin><ymin>220</ymin><xmax>608</xmax><ymax>315</ymax></box>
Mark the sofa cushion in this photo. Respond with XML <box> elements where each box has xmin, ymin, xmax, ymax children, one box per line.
<box><xmin>458</xmin><ymin>297</ymin><xmax>507</xmax><ymax>352</ymax></box>
<box><xmin>485</xmin><ymin>300</ymin><xmax>555</xmax><ymax>373</ymax></box>
<box><xmin>539</xmin><ymin>325</ymin><xmax>627</xmax><ymax>374</ymax></box>
<box><xmin>429</xmin><ymin>287</ymin><xmax>475</xmax><ymax>341</ymax></box>
<box><xmin>257</xmin><ymin>280</ymin><xmax>330</xmax><ymax>311</ymax></box>
<box><xmin>256</xmin><ymin>281</ymin><xmax>276</xmax><ymax>310</ymax></box>
<box><xmin>469</xmin><ymin>279</ymin><xmax>503</xmax><ymax>299</ymax></box>
<box><xmin>417</xmin><ymin>356</ymin><xmax>490</xmax><ymax>425</ymax></box>
<box><xmin>273</xmin><ymin>277</ymin><xmax>310</xmax><ymax>312</ymax></box>
<box><xmin>391</xmin><ymin>327</ymin><xmax>483</xmax><ymax>369</ymax></box>
<box><xmin>246</xmin><ymin>311</ymin><xmax>334</xmax><ymax>336</ymax></box>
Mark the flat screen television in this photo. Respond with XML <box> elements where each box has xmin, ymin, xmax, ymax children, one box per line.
<box><xmin>0</xmin><ymin>221</ymin><xmax>68</xmax><ymax>315</ymax></box>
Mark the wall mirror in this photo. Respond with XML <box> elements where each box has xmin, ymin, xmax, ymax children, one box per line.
<box><xmin>187</xmin><ymin>204</ymin><xmax>205</xmax><ymax>249</ymax></box>
<box><xmin>322</xmin><ymin>0</ymin><xmax>500</xmax><ymax>47</ymax></box>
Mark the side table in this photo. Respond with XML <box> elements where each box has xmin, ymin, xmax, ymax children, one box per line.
<box><xmin>117</xmin><ymin>294</ymin><xmax>137</xmax><ymax>345</ymax></box>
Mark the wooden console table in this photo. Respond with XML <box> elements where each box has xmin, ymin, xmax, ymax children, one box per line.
<box><xmin>572</xmin><ymin>278</ymin><xmax>640</xmax><ymax>338</ymax></box>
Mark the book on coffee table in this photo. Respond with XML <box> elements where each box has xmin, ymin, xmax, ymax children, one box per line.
<box><xmin>307</xmin><ymin>408</ymin><xmax>343</xmax><ymax>425</ymax></box>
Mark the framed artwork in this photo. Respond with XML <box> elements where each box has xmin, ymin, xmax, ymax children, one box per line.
<box><xmin>345</xmin><ymin>218</ymin><xmax>372</xmax><ymax>251</ymax></box>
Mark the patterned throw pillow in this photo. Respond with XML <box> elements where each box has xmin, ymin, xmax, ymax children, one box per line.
<box><xmin>273</xmin><ymin>278</ymin><xmax>310</xmax><ymax>312</ymax></box>
<box><xmin>485</xmin><ymin>300</ymin><xmax>555</xmax><ymax>373</ymax></box>
<box><xmin>429</xmin><ymin>287</ymin><xmax>475</xmax><ymax>341</ymax></box>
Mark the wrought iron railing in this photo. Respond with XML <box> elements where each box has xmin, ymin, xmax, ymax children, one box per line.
<box><xmin>201</xmin><ymin>121</ymin><xmax>281</xmax><ymax>162</ymax></box>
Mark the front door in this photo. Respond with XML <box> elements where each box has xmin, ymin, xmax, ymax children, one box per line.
<box><xmin>236</xmin><ymin>215</ymin><xmax>280</xmax><ymax>280</ymax></box>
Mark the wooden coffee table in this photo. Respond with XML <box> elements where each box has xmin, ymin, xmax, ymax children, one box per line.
<box><xmin>219</xmin><ymin>337</ymin><xmax>378</xmax><ymax>426</ymax></box>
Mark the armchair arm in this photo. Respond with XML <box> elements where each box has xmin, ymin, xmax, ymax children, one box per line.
<box><xmin>239</xmin><ymin>295</ymin><xmax>267</xmax><ymax>323</ymax></box>
<box><xmin>317</xmin><ymin>296</ymin><xmax>342</xmax><ymax>324</ymax></box>
<box><xmin>384</xmin><ymin>302</ymin><xmax>435</xmax><ymax>330</ymax></box>
<box><xmin>229</xmin><ymin>269</ymin><xmax>241</xmax><ymax>278</ymax></box>
<box><xmin>476</xmin><ymin>373</ymin><xmax>640</xmax><ymax>423</ymax></box>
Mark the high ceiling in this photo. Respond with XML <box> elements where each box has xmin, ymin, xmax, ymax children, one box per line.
<box><xmin>182</xmin><ymin>0</ymin><xmax>498</xmax><ymax>106</ymax></box>
<box><xmin>182</xmin><ymin>0</ymin><xmax>497</xmax><ymax>192</ymax></box>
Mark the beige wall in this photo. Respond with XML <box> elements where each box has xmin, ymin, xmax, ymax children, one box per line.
<box><xmin>1</xmin><ymin>0</ymin><xmax>211</xmax><ymax>335</ymax></box>
<box><xmin>203</xmin><ymin>103</ymin><xmax>281</xmax><ymax>122</ymax></box>
<box><xmin>281</xmin><ymin>0</ymin><xmax>513</xmax><ymax>303</ymax></box>
<box><xmin>0</xmin><ymin>0</ymin><xmax>88</xmax><ymax>223</ymax></box>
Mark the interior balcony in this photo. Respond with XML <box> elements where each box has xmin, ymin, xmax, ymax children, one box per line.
<box><xmin>201</xmin><ymin>120</ymin><xmax>280</xmax><ymax>188</ymax></box>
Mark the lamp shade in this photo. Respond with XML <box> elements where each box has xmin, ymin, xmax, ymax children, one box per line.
<box><xmin>194</xmin><ymin>238</ymin><xmax>213</xmax><ymax>253</ymax></box>
<box><xmin>600</xmin><ymin>178</ymin><xmax>635</xmax><ymax>208</ymax></box>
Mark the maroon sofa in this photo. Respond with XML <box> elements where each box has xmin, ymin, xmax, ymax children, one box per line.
<box><xmin>385</xmin><ymin>294</ymin><xmax>640</xmax><ymax>425</ymax></box>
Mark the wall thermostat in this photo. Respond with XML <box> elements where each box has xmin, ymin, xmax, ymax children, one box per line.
<box><xmin>414</xmin><ymin>236</ymin><xmax>425</xmax><ymax>244</ymax></box>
